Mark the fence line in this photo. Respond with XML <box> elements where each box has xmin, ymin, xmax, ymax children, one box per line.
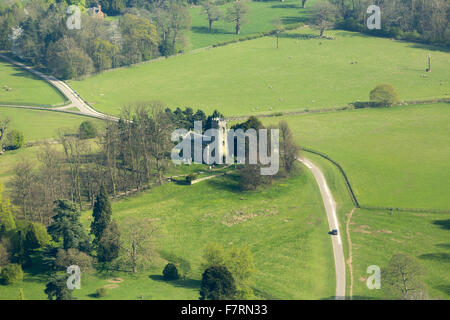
<box><xmin>302</xmin><ymin>147</ymin><xmax>450</xmax><ymax>214</ymax></box>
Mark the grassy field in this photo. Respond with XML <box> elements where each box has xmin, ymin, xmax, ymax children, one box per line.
<box><xmin>0</xmin><ymin>169</ymin><xmax>336</xmax><ymax>300</ymax></box>
<box><xmin>189</xmin><ymin>0</ymin><xmax>315</xmax><ymax>49</ymax></box>
<box><xmin>0</xmin><ymin>108</ymin><xmax>103</xmax><ymax>186</ymax></box>
<box><xmin>69</xmin><ymin>28</ymin><xmax>450</xmax><ymax>117</ymax></box>
<box><xmin>264</xmin><ymin>103</ymin><xmax>450</xmax><ymax>210</ymax></box>
<box><xmin>0</xmin><ymin>58</ymin><xmax>66</xmax><ymax>106</ymax></box>
<box><xmin>350</xmin><ymin>208</ymin><xmax>450</xmax><ymax>300</ymax></box>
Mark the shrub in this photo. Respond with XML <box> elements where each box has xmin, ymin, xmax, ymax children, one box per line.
<box><xmin>185</xmin><ymin>173</ymin><xmax>198</xmax><ymax>184</ymax></box>
<box><xmin>370</xmin><ymin>84</ymin><xmax>399</xmax><ymax>107</ymax></box>
<box><xmin>79</xmin><ymin>121</ymin><xmax>97</xmax><ymax>139</ymax></box>
<box><xmin>5</xmin><ymin>130</ymin><xmax>24</xmax><ymax>150</ymax></box>
<box><xmin>96</xmin><ymin>287</ymin><xmax>108</xmax><ymax>297</ymax></box>
<box><xmin>200</xmin><ymin>265</ymin><xmax>236</xmax><ymax>300</ymax></box>
<box><xmin>1</xmin><ymin>263</ymin><xmax>23</xmax><ymax>284</ymax></box>
<box><xmin>163</xmin><ymin>263</ymin><xmax>180</xmax><ymax>281</ymax></box>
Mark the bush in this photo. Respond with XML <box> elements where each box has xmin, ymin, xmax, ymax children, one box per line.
<box><xmin>55</xmin><ymin>248</ymin><xmax>94</xmax><ymax>273</ymax></box>
<box><xmin>1</xmin><ymin>263</ymin><xmax>23</xmax><ymax>284</ymax></box>
<box><xmin>79</xmin><ymin>121</ymin><xmax>97</xmax><ymax>139</ymax></box>
<box><xmin>162</xmin><ymin>263</ymin><xmax>180</xmax><ymax>281</ymax></box>
<box><xmin>96</xmin><ymin>287</ymin><xmax>108</xmax><ymax>297</ymax></box>
<box><xmin>185</xmin><ymin>173</ymin><xmax>198</xmax><ymax>184</ymax></box>
<box><xmin>200</xmin><ymin>265</ymin><xmax>236</xmax><ymax>300</ymax></box>
<box><xmin>370</xmin><ymin>84</ymin><xmax>399</xmax><ymax>107</ymax></box>
<box><xmin>5</xmin><ymin>130</ymin><xmax>24</xmax><ymax>150</ymax></box>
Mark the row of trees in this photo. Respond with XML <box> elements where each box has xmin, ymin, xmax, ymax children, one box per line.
<box><xmin>202</xmin><ymin>0</ymin><xmax>250</xmax><ymax>35</ymax></box>
<box><xmin>323</xmin><ymin>0</ymin><xmax>450</xmax><ymax>45</ymax></box>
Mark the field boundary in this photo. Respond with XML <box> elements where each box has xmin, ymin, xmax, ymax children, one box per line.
<box><xmin>302</xmin><ymin>147</ymin><xmax>450</xmax><ymax>214</ymax></box>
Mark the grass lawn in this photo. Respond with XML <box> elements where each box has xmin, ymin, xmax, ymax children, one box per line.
<box><xmin>350</xmin><ymin>208</ymin><xmax>450</xmax><ymax>300</ymax></box>
<box><xmin>0</xmin><ymin>58</ymin><xmax>66</xmax><ymax>107</ymax></box>
<box><xmin>69</xmin><ymin>29</ymin><xmax>450</xmax><ymax>117</ymax></box>
<box><xmin>189</xmin><ymin>0</ymin><xmax>316</xmax><ymax>49</ymax></box>
<box><xmin>0</xmin><ymin>169</ymin><xmax>336</xmax><ymax>300</ymax></box>
<box><xmin>263</xmin><ymin>103</ymin><xmax>450</xmax><ymax>210</ymax></box>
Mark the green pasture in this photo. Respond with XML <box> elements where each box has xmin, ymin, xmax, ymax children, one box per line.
<box><xmin>264</xmin><ymin>103</ymin><xmax>450</xmax><ymax>210</ymax></box>
<box><xmin>69</xmin><ymin>29</ymin><xmax>450</xmax><ymax>117</ymax></box>
<box><xmin>0</xmin><ymin>58</ymin><xmax>66</xmax><ymax>107</ymax></box>
<box><xmin>0</xmin><ymin>169</ymin><xmax>335</xmax><ymax>300</ymax></box>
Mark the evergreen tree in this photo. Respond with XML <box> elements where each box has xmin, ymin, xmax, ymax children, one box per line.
<box><xmin>48</xmin><ymin>200</ymin><xmax>91</xmax><ymax>252</ymax></box>
<box><xmin>91</xmin><ymin>185</ymin><xmax>112</xmax><ymax>246</ymax></box>
<box><xmin>97</xmin><ymin>220</ymin><xmax>120</xmax><ymax>263</ymax></box>
<box><xmin>45</xmin><ymin>275</ymin><xmax>73</xmax><ymax>300</ymax></box>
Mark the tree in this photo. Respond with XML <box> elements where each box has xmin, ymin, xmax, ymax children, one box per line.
<box><xmin>97</xmin><ymin>220</ymin><xmax>120</xmax><ymax>263</ymax></box>
<box><xmin>120</xmin><ymin>14</ymin><xmax>160</xmax><ymax>64</ymax></box>
<box><xmin>79</xmin><ymin>121</ymin><xmax>97</xmax><ymax>140</ymax></box>
<box><xmin>163</xmin><ymin>263</ymin><xmax>180</xmax><ymax>281</ymax></box>
<box><xmin>301</xmin><ymin>0</ymin><xmax>307</xmax><ymax>8</ymax></box>
<box><xmin>48</xmin><ymin>200</ymin><xmax>91</xmax><ymax>252</ymax></box>
<box><xmin>0</xmin><ymin>263</ymin><xmax>23</xmax><ymax>284</ymax></box>
<box><xmin>0</xmin><ymin>118</ymin><xmax>10</xmax><ymax>148</ymax></box>
<box><xmin>370</xmin><ymin>83</ymin><xmax>399</xmax><ymax>107</ymax></box>
<box><xmin>118</xmin><ymin>217</ymin><xmax>157</xmax><ymax>273</ymax></box>
<box><xmin>46</xmin><ymin>36</ymin><xmax>94</xmax><ymax>79</ymax></box>
<box><xmin>24</xmin><ymin>222</ymin><xmax>51</xmax><ymax>251</ymax></box>
<box><xmin>201</xmin><ymin>243</ymin><xmax>255</xmax><ymax>299</ymax></box>
<box><xmin>0</xmin><ymin>183</ymin><xmax>15</xmax><ymax>234</ymax></box>
<box><xmin>5</xmin><ymin>129</ymin><xmax>24</xmax><ymax>150</ymax></box>
<box><xmin>226</xmin><ymin>0</ymin><xmax>249</xmax><ymax>35</ymax></box>
<box><xmin>55</xmin><ymin>248</ymin><xmax>94</xmax><ymax>274</ymax></box>
<box><xmin>201</xmin><ymin>0</ymin><xmax>222</xmax><ymax>32</ymax></box>
<box><xmin>311</xmin><ymin>1</ymin><xmax>337</xmax><ymax>37</ymax></box>
<box><xmin>384</xmin><ymin>253</ymin><xmax>428</xmax><ymax>300</ymax></box>
<box><xmin>200</xmin><ymin>265</ymin><xmax>237</xmax><ymax>300</ymax></box>
<box><xmin>91</xmin><ymin>185</ymin><xmax>112</xmax><ymax>246</ymax></box>
<box><xmin>45</xmin><ymin>275</ymin><xmax>73</xmax><ymax>300</ymax></box>
<box><xmin>279</xmin><ymin>121</ymin><xmax>300</xmax><ymax>175</ymax></box>
<box><xmin>0</xmin><ymin>243</ymin><xmax>9</xmax><ymax>267</ymax></box>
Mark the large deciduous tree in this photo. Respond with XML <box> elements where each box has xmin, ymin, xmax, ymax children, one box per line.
<box><xmin>226</xmin><ymin>0</ymin><xmax>249</xmax><ymax>35</ymax></box>
<box><xmin>312</xmin><ymin>1</ymin><xmax>337</xmax><ymax>37</ymax></box>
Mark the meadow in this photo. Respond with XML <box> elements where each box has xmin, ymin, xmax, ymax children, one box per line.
<box><xmin>0</xmin><ymin>58</ymin><xmax>66</xmax><ymax>107</ymax></box>
<box><xmin>0</xmin><ymin>169</ymin><xmax>336</xmax><ymax>300</ymax></box>
<box><xmin>69</xmin><ymin>28</ymin><xmax>450</xmax><ymax>117</ymax></box>
<box><xmin>264</xmin><ymin>103</ymin><xmax>450</xmax><ymax>210</ymax></box>
<box><xmin>188</xmin><ymin>0</ymin><xmax>315</xmax><ymax>49</ymax></box>
<box><xmin>350</xmin><ymin>208</ymin><xmax>450</xmax><ymax>300</ymax></box>
<box><xmin>0</xmin><ymin>107</ymin><xmax>103</xmax><ymax>186</ymax></box>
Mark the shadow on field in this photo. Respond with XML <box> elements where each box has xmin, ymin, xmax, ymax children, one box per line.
<box><xmin>419</xmin><ymin>253</ymin><xmax>450</xmax><ymax>263</ymax></box>
<box><xmin>149</xmin><ymin>275</ymin><xmax>201</xmax><ymax>289</ymax></box>
<box><xmin>435</xmin><ymin>243</ymin><xmax>450</xmax><ymax>250</ymax></box>
<box><xmin>191</xmin><ymin>26</ymin><xmax>234</xmax><ymax>35</ymax></box>
<box><xmin>279</xmin><ymin>32</ymin><xmax>319</xmax><ymax>40</ymax></box>
<box><xmin>406</xmin><ymin>43</ymin><xmax>450</xmax><ymax>54</ymax></box>
<box><xmin>433</xmin><ymin>219</ymin><xmax>450</xmax><ymax>230</ymax></box>
<box><xmin>271</xmin><ymin>4</ymin><xmax>300</xmax><ymax>9</ymax></box>
<box><xmin>281</xmin><ymin>15</ymin><xmax>310</xmax><ymax>25</ymax></box>
<box><xmin>206</xmin><ymin>174</ymin><xmax>241</xmax><ymax>193</ymax></box>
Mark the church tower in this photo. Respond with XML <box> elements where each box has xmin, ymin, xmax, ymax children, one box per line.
<box><xmin>210</xmin><ymin>118</ymin><xmax>228</xmax><ymax>164</ymax></box>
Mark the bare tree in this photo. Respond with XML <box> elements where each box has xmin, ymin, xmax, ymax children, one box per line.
<box><xmin>279</xmin><ymin>121</ymin><xmax>300</xmax><ymax>175</ymax></box>
<box><xmin>202</xmin><ymin>0</ymin><xmax>223</xmax><ymax>32</ymax></box>
<box><xmin>312</xmin><ymin>1</ymin><xmax>337</xmax><ymax>37</ymax></box>
<box><xmin>383</xmin><ymin>253</ymin><xmax>428</xmax><ymax>300</ymax></box>
<box><xmin>118</xmin><ymin>217</ymin><xmax>158</xmax><ymax>273</ymax></box>
<box><xmin>226</xmin><ymin>0</ymin><xmax>249</xmax><ymax>35</ymax></box>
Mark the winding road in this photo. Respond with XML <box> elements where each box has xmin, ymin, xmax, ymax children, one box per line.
<box><xmin>299</xmin><ymin>158</ymin><xmax>346</xmax><ymax>300</ymax></box>
<box><xmin>0</xmin><ymin>53</ymin><xmax>114</xmax><ymax>120</ymax></box>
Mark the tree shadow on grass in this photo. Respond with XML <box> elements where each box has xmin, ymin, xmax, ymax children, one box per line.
<box><xmin>191</xmin><ymin>26</ymin><xmax>234</xmax><ymax>35</ymax></box>
<box><xmin>433</xmin><ymin>219</ymin><xmax>450</xmax><ymax>230</ymax></box>
<box><xmin>278</xmin><ymin>32</ymin><xmax>319</xmax><ymax>40</ymax></box>
<box><xmin>149</xmin><ymin>275</ymin><xmax>201</xmax><ymax>290</ymax></box>
<box><xmin>205</xmin><ymin>173</ymin><xmax>241</xmax><ymax>194</ymax></box>
<box><xmin>435</xmin><ymin>243</ymin><xmax>450</xmax><ymax>250</ymax></box>
<box><xmin>271</xmin><ymin>4</ymin><xmax>301</xmax><ymax>9</ymax></box>
<box><xmin>281</xmin><ymin>15</ymin><xmax>311</xmax><ymax>25</ymax></box>
<box><xmin>419</xmin><ymin>253</ymin><xmax>450</xmax><ymax>263</ymax></box>
<box><xmin>435</xmin><ymin>284</ymin><xmax>450</xmax><ymax>296</ymax></box>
